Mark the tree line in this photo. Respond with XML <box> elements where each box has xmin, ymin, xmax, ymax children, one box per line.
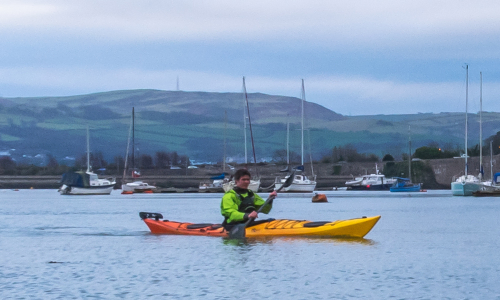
<box><xmin>0</xmin><ymin>151</ymin><xmax>191</xmax><ymax>176</ymax></box>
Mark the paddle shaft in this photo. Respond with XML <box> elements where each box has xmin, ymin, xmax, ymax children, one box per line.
<box><xmin>243</xmin><ymin>172</ymin><xmax>293</xmax><ymax>227</ymax></box>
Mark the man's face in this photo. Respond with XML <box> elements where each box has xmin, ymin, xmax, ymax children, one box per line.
<box><xmin>235</xmin><ymin>175</ymin><xmax>251</xmax><ymax>189</ymax></box>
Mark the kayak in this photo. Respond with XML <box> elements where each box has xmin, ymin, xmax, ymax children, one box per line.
<box><xmin>139</xmin><ymin>212</ymin><xmax>381</xmax><ymax>238</ymax></box>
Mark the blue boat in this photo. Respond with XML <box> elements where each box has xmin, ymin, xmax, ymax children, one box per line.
<box><xmin>390</xmin><ymin>177</ymin><xmax>421</xmax><ymax>192</ymax></box>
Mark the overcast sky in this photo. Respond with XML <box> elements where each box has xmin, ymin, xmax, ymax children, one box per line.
<box><xmin>1</xmin><ymin>0</ymin><xmax>499</xmax><ymax>115</ymax></box>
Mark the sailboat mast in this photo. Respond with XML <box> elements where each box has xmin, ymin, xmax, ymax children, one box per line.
<box><xmin>465</xmin><ymin>64</ymin><xmax>468</xmax><ymax>176</ymax></box>
<box><xmin>409</xmin><ymin>125</ymin><xmax>412</xmax><ymax>182</ymax></box>
<box><xmin>490</xmin><ymin>140</ymin><xmax>493</xmax><ymax>184</ymax></box>
<box><xmin>286</xmin><ymin>114</ymin><xmax>290</xmax><ymax>165</ymax></box>
<box><xmin>307</xmin><ymin>129</ymin><xmax>315</xmax><ymax>177</ymax></box>
<box><xmin>479</xmin><ymin>71</ymin><xmax>483</xmax><ymax>179</ymax></box>
<box><xmin>122</xmin><ymin>111</ymin><xmax>133</xmax><ymax>181</ymax></box>
<box><xmin>243</xmin><ymin>81</ymin><xmax>248</xmax><ymax>164</ymax></box>
<box><xmin>223</xmin><ymin>110</ymin><xmax>227</xmax><ymax>172</ymax></box>
<box><xmin>243</xmin><ymin>77</ymin><xmax>258</xmax><ymax>168</ymax></box>
<box><xmin>132</xmin><ymin>107</ymin><xmax>135</xmax><ymax>171</ymax></box>
<box><xmin>301</xmin><ymin>79</ymin><xmax>305</xmax><ymax>165</ymax></box>
<box><xmin>86</xmin><ymin>126</ymin><xmax>90</xmax><ymax>172</ymax></box>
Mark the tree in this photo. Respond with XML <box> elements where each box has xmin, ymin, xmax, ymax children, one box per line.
<box><xmin>272</xmin><ymin>149</ymin><xmax>287</xmax><ymax>164</ymax></box>
<box><xmin>413</xmin><ymin>147</ymin><xmax>441</xmax><ymax>159</ymax></box>
<box><xmin>155</xmin><ymin>151</ymin><xmax>171</xmax><ymax>169</ymax></box>
<box><xmin>139</xmin><ymin>154</ymin><xmax>154</xmax><ymax>169</ymax></box>
<box><xmin>0</xmin><ymin>156</ymin><xmax>16</xmax><ymax>173</ymax></box>
<box><xmin>47</xmin><ymin>154</ymin><xmax>59</xmax><ymax>170</ymax></box>
<box><xmin>382</xmin><ymin>154</ymin><xmax>394</xmax><ymax>161</ymax></box>
<box><xmin>413</xmin><ymin>146</ymin><xmax>459</xmax><ymax>159</ymax></box>
<box><xmin>179</xmin><ymin>155</ymin><xmax>190</xmax><ymax>167</ymax></box>
<box><xmin>170</xmin><ymin>151</ymin><xmax>179</xmax><ymax>166</ymax></box>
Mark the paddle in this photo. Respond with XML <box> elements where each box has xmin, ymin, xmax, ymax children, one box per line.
<box><xmin>228</xmin><ymin>171</ymin><xmax>296</xmax><ymax>239</ymax></box>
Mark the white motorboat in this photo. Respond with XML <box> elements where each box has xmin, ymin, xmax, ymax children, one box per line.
<box><xmin>122</xmin><ymin>180</ymin><xmax>156</xmax><ymax>193</ymax></box>
<box><xmin>345</xmin><ymin>177</ymin><xmax>363</xmax><ymax>186</ymax></box>
<box><xmin>345</xmin><ymin>164</ymin><xmax>396</xmax><ymax>190</ymax></box>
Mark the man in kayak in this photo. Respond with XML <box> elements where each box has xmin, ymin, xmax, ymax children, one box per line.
<box><xmin>221</xmin><ymin>169</ymin><xmax>277</xmax><ymax>229</ymax></box>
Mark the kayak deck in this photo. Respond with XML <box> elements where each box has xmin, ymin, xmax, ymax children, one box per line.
<box><xmin>140</xmin><ymin>212</ymin><xmax>381</xmax><ymax>238</ymax></box>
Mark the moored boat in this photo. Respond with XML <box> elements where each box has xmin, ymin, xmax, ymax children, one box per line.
<box><xmin>121</xmin><ymin>108</ymin><xmax>156</xmax><ymax>193</ymax></box>
<box><xmin>122</xmin><ymin>180</ymin><xmax>156</xmax><ymax>193</ymax></box>
<box><xmin>139</xmin><ymin>212</ymin><xmax>381</xmax><ymax>238</ymax></box>
<box><xmin>346</xmin><ymin>164</ymin><xmax>396</xmax><ymax>191</ymax></box>
<box><xmin>274</xmin><ymin>173</ymin><xmax>316</xmax><ymax>192</ymax></box>
<box><xmin>59</xmin><ymin>171</ymin><xmax>115</xmax><ymax>195</ymax></box>
<box><xmin>59</xmin><ymin>126</ymin><xmax>116</xmax><ymax>195</ymax></box>
<box><xmin>390</xmin><ymin>177</ymin><xmax>422</xmax><ymax>192</ymax></box>
<box><xmin>451</xmin><ymin>175</ymin><xmax>482</xmax><ymax>196</ymax></box>
<box><xmin>451</xmin><ymin>65</ymin><xmax>482</xmax><ymax>196</ymax></box>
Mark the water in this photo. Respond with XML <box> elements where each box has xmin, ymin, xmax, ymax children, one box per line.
<box><xmin>1</xmin><ymin>189</ymin><xmax>499</xmax><ymax>299</ymax></box>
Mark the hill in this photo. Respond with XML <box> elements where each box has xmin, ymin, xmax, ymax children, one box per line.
<box><xmin>0</xmin><ymin>89</ymin><xmax>499</xmax><ymax>165</ymax></box>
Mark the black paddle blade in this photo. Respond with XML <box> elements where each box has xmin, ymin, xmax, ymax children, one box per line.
<box><xmin>228</xmin><ymin>223</ymin><xmax>246</xmax><ymax>239</ymax></box>
<box><xmin>282</xmin><ymin>171</ymin><xmax>296</xmax><ymax>188</ymax></box>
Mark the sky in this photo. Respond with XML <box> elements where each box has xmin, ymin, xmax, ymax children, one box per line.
<box><xmin>1</xmin><ymin>0</ymin><xmax>500</xmax><ymax>115</ymax></box>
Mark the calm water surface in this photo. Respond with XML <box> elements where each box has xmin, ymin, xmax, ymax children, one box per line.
<box><xmin>1</xmin><ymin>189</ymin><xmax>499</xmax><ymax>299</ymax></box>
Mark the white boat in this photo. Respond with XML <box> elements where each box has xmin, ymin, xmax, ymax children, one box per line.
<box><xmin>199</xmin><ymin>178</ymin><xmax>226</xmax><ymax>192</ymax></box>
<box><xmin>121</xmin><ymin>107</ymin><xmax>156</xmax><ymax>193</ymax></box>
<box><xmin>345</xmin><ymin>164</ymin><xmax>396</xmax><ymax>190</ymax></box>
<box><xmin>59</xmin><ymin>171</ymin><xmax>115</xmax><ymax>195</ymax></box>
<box><xmin>122</xmin><ymin>180</ymin><xmax>156</xmax><ymax>193</ymax></box>
<box><xmin>59</xmin><ymin>127</ymin><xmax>116</xmax><ymax>195</ymax></box>
<box><xmin>345</xmin><ymin>177</ymin><xmax>363</xmax><ymax>186</ymax></box>
<box><xmin>451</xmin><ymin>65</ymin><xmax>481</xmax><ymax>196</ymax></box>
<box><xmin>274</xmin><ymin>174</ymin><xmax>316</xmax><ymax>192</ymax></box>
<box><xmin>451</xmin><ymin>175</ymin><xmax>482</xmax><ymax>196</ymax></box>
<box><xmin>274</xmin><ymin>79</ymin><xmax>317</xmax><ymax>192</ymax></box>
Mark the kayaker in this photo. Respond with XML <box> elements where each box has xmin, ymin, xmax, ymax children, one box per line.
<box><xmin>221</xmin><ymin>169</ymin><xmax>277</xmax><ymax>230</ymax></box>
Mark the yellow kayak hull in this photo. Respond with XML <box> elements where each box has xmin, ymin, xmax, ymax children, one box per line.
<box><xmin>244</xmin><ymin>216</ymin><xmax>381</xmax><ymax>238</ymax></box>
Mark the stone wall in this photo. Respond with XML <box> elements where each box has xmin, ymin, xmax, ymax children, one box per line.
<box><xmin>2</xmin><ymin>156</ymin><xmax>497</xmax><ymax>189</ymax></box>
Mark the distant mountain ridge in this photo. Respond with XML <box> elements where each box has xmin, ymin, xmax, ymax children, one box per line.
<box><xmin>0</xmin><ymin>89</ymin><xmax>499</xmax><ymax>164</ymax></box>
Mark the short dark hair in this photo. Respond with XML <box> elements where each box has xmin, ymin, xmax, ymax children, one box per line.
<box><xmin>234</xmin><ymin>169</ymin><xmax>251</xmax><ymax>181</ymax></box>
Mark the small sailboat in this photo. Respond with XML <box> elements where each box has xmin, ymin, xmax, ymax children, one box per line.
<box><xmin>121</xmin><ymin>108</ymin><xmax>156</xmax><ymax>193</ymax></box>
<box><xmin>390</xmin><ymin>178</ymin><xmax>421</xmax><ymax>192</ymax></box>
<box><xmin>59</xmin><ymin>127</ymin><xmax>116</xmax><ymax>195</ymax></box>
<box><xmin>275</xmin><ymin>79</ymin><xmax>317</xmax><ymax>193</ymax></box>
<box><xmin>451</xmin><ymin>66</ymin><xmax>482</xmax><ymax>196</ymax></box>
<box><xmin>223</xmin><ymin>77</ymin><xmax>261</xmax><ymax>192</ymax></box>
<box><xmin>390</xmin><ymin>126</ymin><xmax>422</xmax><ymax>192</ymax></box>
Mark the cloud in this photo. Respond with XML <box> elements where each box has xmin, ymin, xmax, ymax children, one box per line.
<box><xmin>2</xmin><ymin>0</ymin><xmax>500</xmax><ymax>53</ymax></box>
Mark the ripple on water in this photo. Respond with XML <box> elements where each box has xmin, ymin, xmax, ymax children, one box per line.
<box><xmin>1</xmin><ymin>190</ymin><xmax>500</xmax><ymax>299</ymax></box>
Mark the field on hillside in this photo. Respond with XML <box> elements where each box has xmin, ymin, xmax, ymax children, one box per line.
<box><xmin>1</xmin><ymin>90</ymin><xmax>499</xmax><ymax>163</ymax></box>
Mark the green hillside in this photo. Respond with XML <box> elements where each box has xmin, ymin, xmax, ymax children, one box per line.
<box><xmin>0</xmin><ymin>89</ymin><xmax>499</xmax><ymax>164</ymax></box>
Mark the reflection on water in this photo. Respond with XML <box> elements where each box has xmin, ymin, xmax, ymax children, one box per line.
<box><xmin>223</xmin><ymin>236</ymin><xmax>376</xmax><ymax>247</ymax></box>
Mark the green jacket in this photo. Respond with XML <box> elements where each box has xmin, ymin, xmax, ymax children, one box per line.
<box><xmin>220</xmin><ymin>189</ymin><xmax>272</xmax><ymax>224</ymax></box>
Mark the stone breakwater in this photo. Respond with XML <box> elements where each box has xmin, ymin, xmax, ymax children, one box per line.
<box><xmin>1</xmin><ymin>154</ymin><xmax>498</xmax><ymax>190</ymax></box>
